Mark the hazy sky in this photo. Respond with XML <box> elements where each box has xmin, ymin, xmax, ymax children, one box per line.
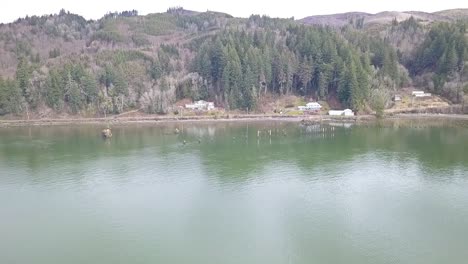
<box><xmin>2</xmin><ymin>0</ymin><xmax>467</xmax><ymax>23</ymax></box>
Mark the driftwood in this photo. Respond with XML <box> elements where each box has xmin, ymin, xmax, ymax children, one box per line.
<box><xmin>102</xmin><ymin>128</ymin><xmax>112</xmax><ymax>138</ymax></box>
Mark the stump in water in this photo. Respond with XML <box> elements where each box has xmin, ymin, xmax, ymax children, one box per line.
<box><xmin>102</xmin><ymin>128</ymin><xmax>112</xmax><ymax>138</ymax></box>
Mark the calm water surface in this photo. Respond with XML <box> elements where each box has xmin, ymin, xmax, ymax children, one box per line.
<box><xmin>1</xmin><ymin>121</ymin><xmax>468</xmax><ymax>264</ymax></box>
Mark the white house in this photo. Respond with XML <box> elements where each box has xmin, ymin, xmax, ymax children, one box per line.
<box><xmin>414</xmin><ymin>93</ymin><xmax>432</xmax><ymax>98</ymax></box>
<box><xmin>329</xmin><ymin>109</ymin><xmax>354</xmax><ymax>116</ymax></box>
<box><xmin>298</xmin><ymin>102</ymin><xmax>322</xmax><ymax>111</ymax></box>
<box><xmin>412</xmin><ymin>91</ymin><xmax>431</xmax><ymax>97</ymax></box>
<box><xmin>185</xmin><ymin>100</ymin><xmax>215</xmax><ymax>111</ymax></box>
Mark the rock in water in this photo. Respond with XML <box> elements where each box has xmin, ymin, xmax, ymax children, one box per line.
<box><xmin>102</xmin><ymin>128</ymin><xmax>112</xmax><ymax>138</ymax></box>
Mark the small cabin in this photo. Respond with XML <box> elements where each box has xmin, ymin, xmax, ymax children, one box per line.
<box><xmin>412</xmin><ymin>91</ymin><xmax>431</xmax><ymax>98</ymax></box>
<box><xmin>329</xmin><ymin>109</ymin><xmax>354</xmax><ymax>116</ymax></box>
<box><xmin>298</xmin><ymin>102</ymin><xmax>322</xmax><ymax>111</ymax></box>
<box><xmin>393</xmin><ymin>95</ymin><xmax>402</xmax><ymax>102</ymax></box>
<box><xmin>185</xmin><ymin>100</ymin><xmax>215</xmax><ymax>111</ymax></box>
<box><xmin>414</xmin><ymin>93</ymin><xmax>431</xmax><ymax>98</ymax></box>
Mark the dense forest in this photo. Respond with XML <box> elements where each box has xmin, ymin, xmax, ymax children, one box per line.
<box><xmin>0</xmin><ymin>8</ymin><xmax>466</xmax><ymax>117</ymax></box>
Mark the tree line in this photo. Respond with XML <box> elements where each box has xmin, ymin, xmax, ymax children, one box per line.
<box><xmin>0</xmin><ymin>11</ymin><xmax>466</xmax><ymax>117</ymax></box>
<box><xmin>192</xmin><ymin>19</ymin><xmax>404</xmax><ymax>111</ymax></box>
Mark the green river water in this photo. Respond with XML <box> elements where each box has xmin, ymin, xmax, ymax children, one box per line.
<box><xmin>0</xmin><ymin>121</ymin><xmax>467</xmax><ymax>264</ymax></box>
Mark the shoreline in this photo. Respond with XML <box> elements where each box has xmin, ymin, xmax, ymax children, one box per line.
<box><xmin>0</xmin><ymin>114</ymin><xmax>345</xmax><ymax>127</ymax></box>
<box><xmin>1</xmin><ymin>113</ymin><xmax>468</xmax><ymax>127</ymax></box>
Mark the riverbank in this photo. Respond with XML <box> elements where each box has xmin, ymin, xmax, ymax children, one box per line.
<box><xmin>1</xmin><ymin>113</ymin><xmax>468</xmax><ymax>127</ymax></box>
<box><xmin>0</xmin><ymin>114</ymin><xmax>363</xmax><ymax>127</ymax></box>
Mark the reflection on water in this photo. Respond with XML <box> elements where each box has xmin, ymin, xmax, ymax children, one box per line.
<box><xmin>0</xmin><ymin>121</ymin><xmax>467</xmax><ymax>264</ymax></box>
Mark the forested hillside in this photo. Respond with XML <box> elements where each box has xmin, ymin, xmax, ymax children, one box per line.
<box><xmin>0</xmin><ymin>8</ymin><xmax>466</xmax><ymax>117</ymax></box>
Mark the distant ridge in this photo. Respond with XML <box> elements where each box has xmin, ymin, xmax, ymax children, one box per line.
<box><xmin>300</xmin><ymin>8</ymin><xmax>468</xmax><ymax>27</ymax></box>
<box><xmin>299</xmin><ymin>12</ymin><xmax>371</xmax><ymax>27</ymax></box>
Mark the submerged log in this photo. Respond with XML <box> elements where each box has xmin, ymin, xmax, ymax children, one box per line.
<box><xmin>102</xmin><ymin>128</ymin><xmax>112</xmax><ymax>138</ymax></box>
